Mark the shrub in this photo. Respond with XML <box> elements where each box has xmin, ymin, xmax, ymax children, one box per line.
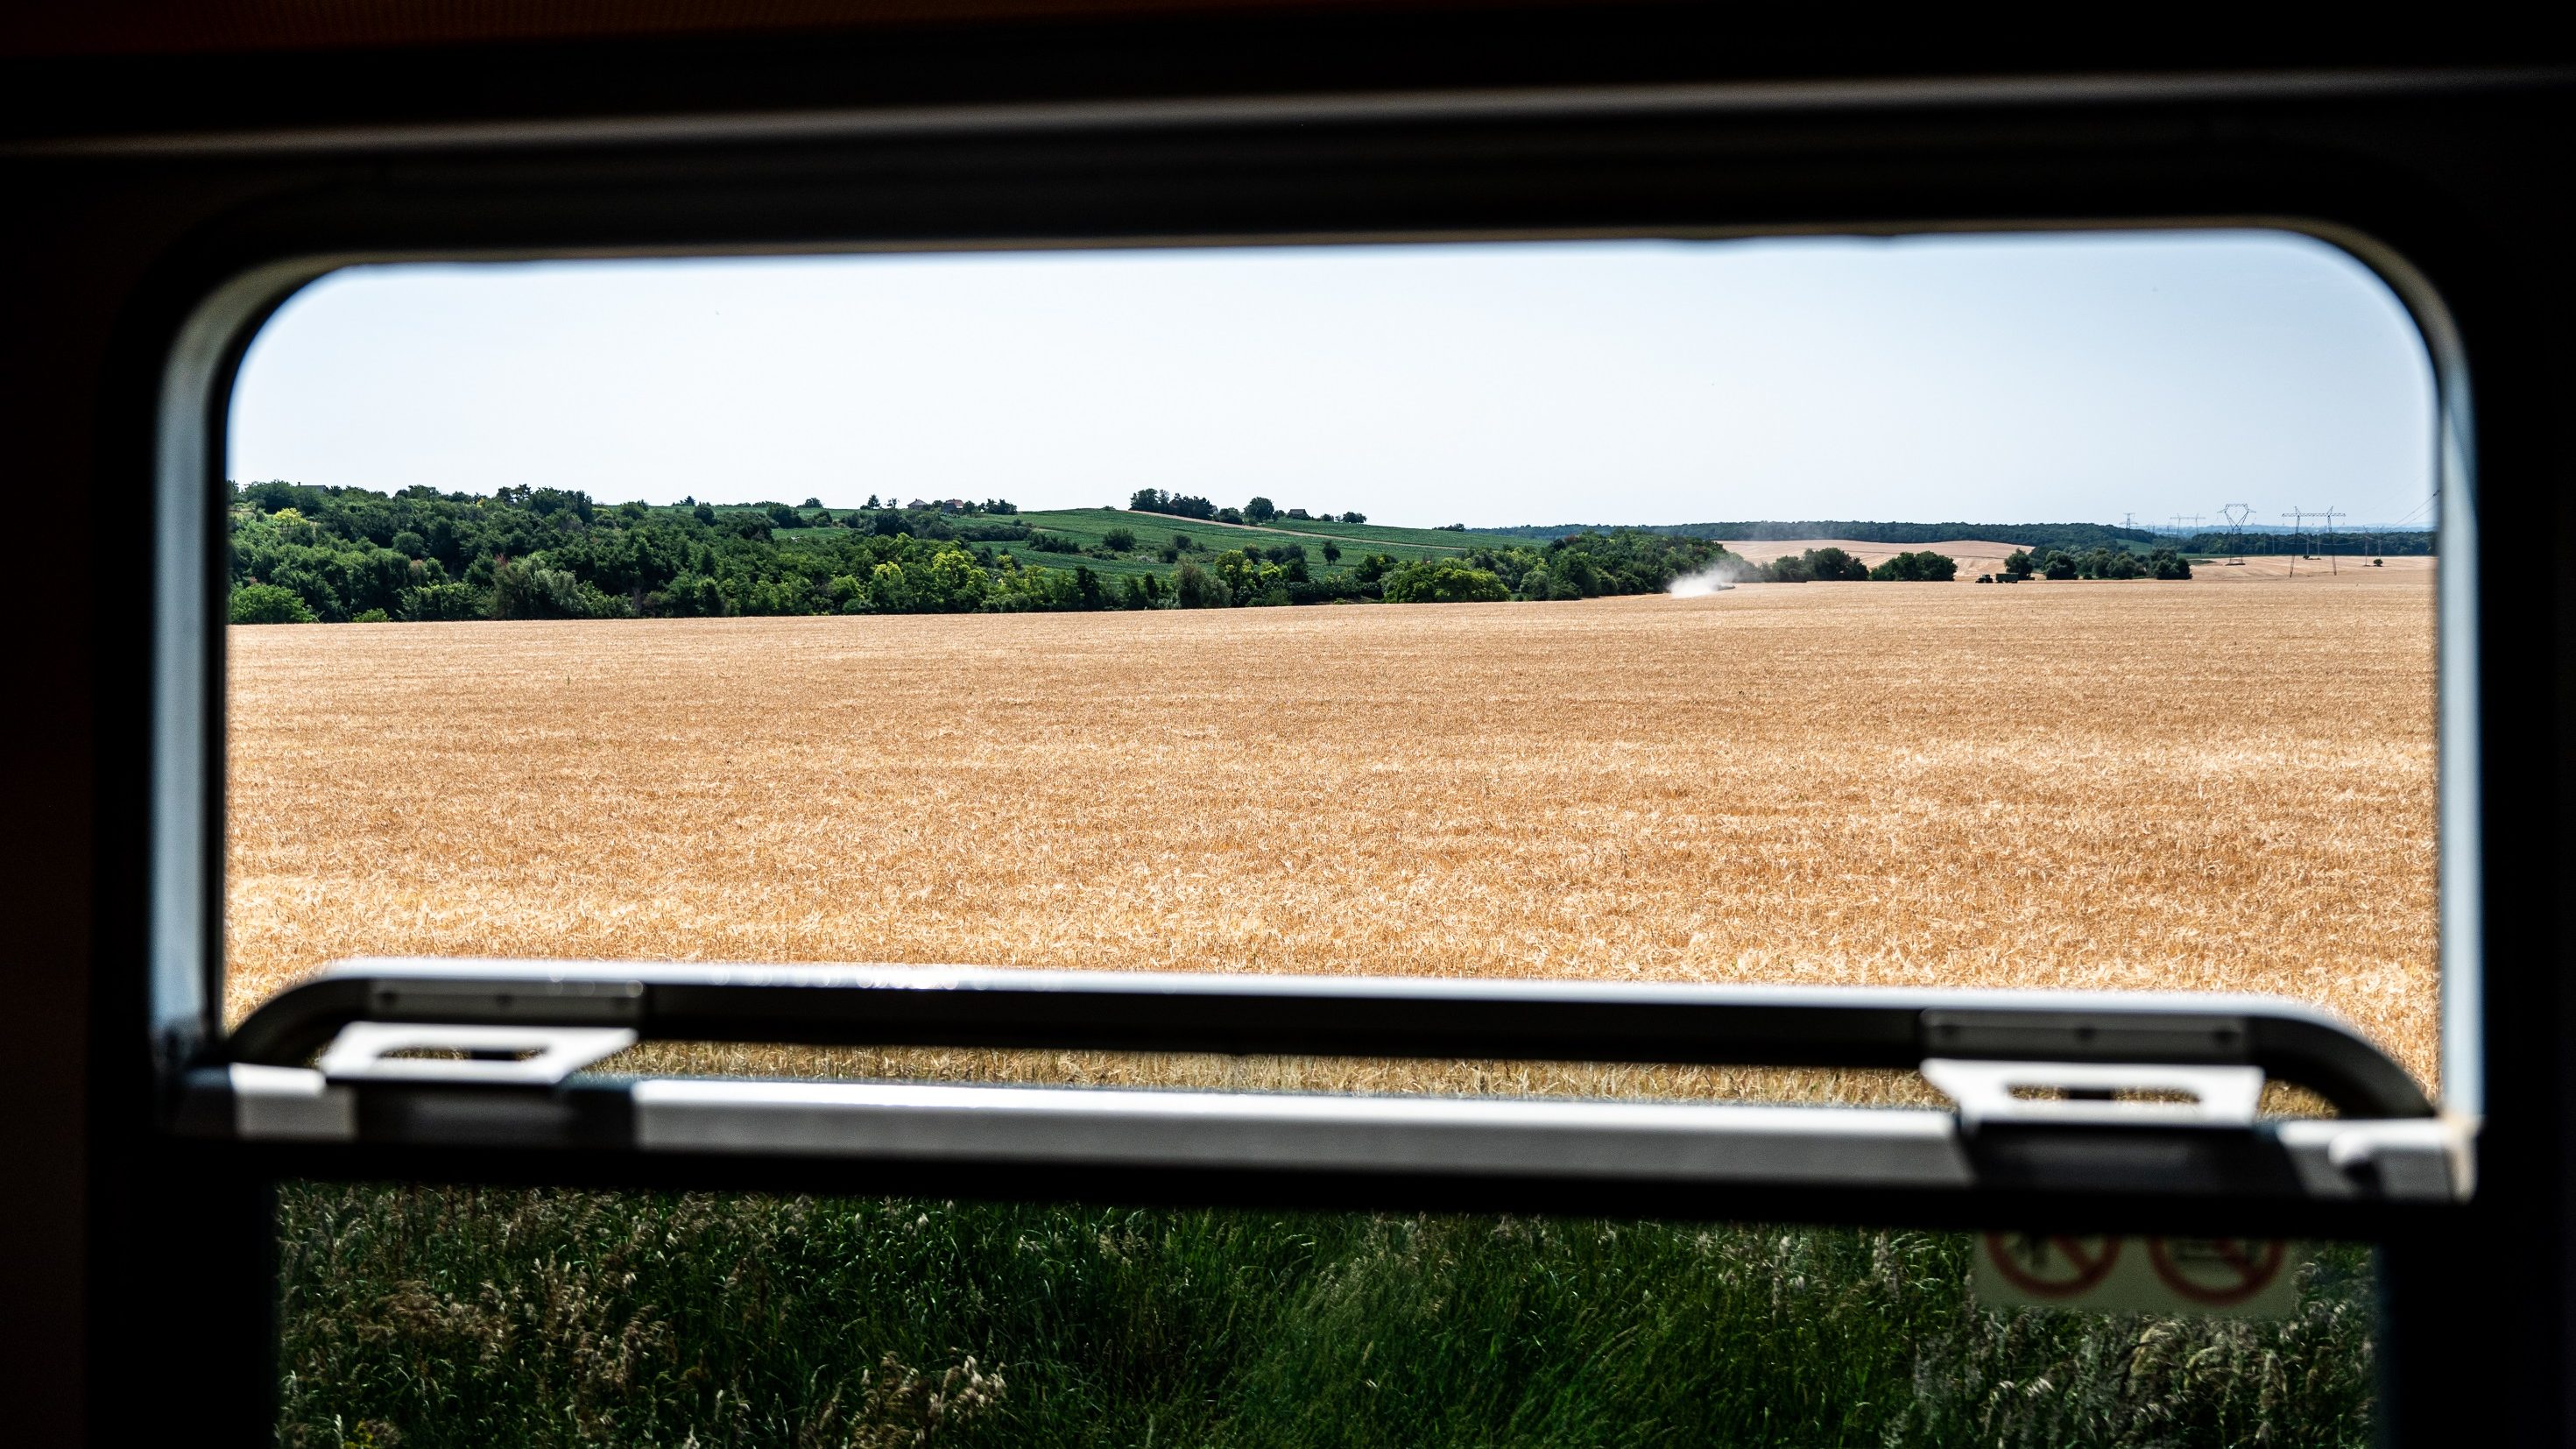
<box><xmin>1174</xmin><ymin>561</ymin><xmax>1232</xmax><ymax>609</ymax></box>
<box><xmin>1101</xmin><ymin>527</ymin><xmax>1138</xmax><ymax>553</ymax></box>
<box><xmin>1868</xmin><ymin>551</ymin><xmax>1958</xmax><ymax>583</ymax></box>
<box><xmin>1380</xmin><ymin>560</ymin><xmax>1510</xmax><ymax>604</ymax></box>
<box><xmin>398</xmin><ymin>582</ymin><xmax>483</xmax><ymax>622</ymax></box>
<box><xmin>350</xmin><ymin>608</ymin><xmax>392</xmax><ymax>623</ymax></box>
<box><xmin>1804</xmin><ymin>547</ymin><xmax>1870</xmax><ymax>582</ymax></box>
<box><xmin>229</xmin><ymin>582</ymin><xmax>314</xmax><ymax>624</ymax></box>
<box><xmin>1761</xmin><ymin>548</ymin><xmax>1866</xmax><ymax>583</ymax></box>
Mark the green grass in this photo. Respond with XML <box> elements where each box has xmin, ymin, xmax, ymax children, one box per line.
<box><xmin>1025</xmin><ymin>509</ymin><xmax>1497</xmax><ymax>576</ymax></box>
<box><xmin>278</xmin><ymin>1186</ymin><xmax>2375</xmax><ymax>1449</ymax></box>
<box><xmin>1234</xmin><ymin>516</ymin><xmax>1533</xmax><ymax>552</ymax></box>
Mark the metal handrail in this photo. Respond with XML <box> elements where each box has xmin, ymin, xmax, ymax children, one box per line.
<box><xmin>226</xmin><ymin>958</ymin><xmax>2437</xmax><ymax>1120</ymax></box>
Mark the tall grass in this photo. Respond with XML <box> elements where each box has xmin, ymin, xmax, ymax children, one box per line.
<box><xmin>278</xmin><ymin>1185</ymin><xmax>2375</xmax><ymax>1449</ymax></box>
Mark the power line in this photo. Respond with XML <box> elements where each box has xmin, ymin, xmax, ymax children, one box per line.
<box><xmin>2219</xmin><ymin>503</ymin><xmax>2254</xmax><ymax>563</ymax></box>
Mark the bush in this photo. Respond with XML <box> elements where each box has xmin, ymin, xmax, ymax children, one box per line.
<box><xmin>1101</xmin><ymin>527</ymin><xmax>1138</xmax><ymax>553</ymax></box>
<box><xmin>350</xmin><ymin>608</ymin><xmax>392</xmax><ymax>623</ymax></box>
<box><xmin>1760</xmin><ymin>547</ymin><xmax>1867</xmax><ymax>583</ymax></box>
<box><xmin>1380</xmin><ymin>560</ymin><xmax>1510</xmax><ymax>604</ymax></box>
<box><xmin>229</xmin><ymin>582</ymin><xmax>314</xmax><ymax>624</ymax></box>
<box><xmin>1868</xmin><ymin>550</ymin><xmax>1958</xmax><ymax>583</ymax></box>
<box><xmin>398</xmin><ymin>582</ymin><xmax>483</xmax><ymax>622</ymax></box>
<box><xmin>1174</xmin><ymin>561</ymin><xmax>1232</xmax><ymax>609</ymax></box>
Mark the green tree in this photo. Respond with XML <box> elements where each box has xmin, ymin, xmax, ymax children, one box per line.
<box><xmin>1321</xmin><ymin>541</ymin><xmax>1341</xmax><ymax>564</ymax></box>
<box><xmin>1243</xmin><ymin>497</ymin><xmax>1278</xmax><ymax>524</ymax></box>
<box><xmin>229</xmin><ymin>582</ymin><xmax>315</xmax><ymax>624</ymax></box>
<box><xmin>1803</xmin><ymin>547</ymin><xmax>1869</xmax><ymax>582</ymax></box>
<box><xmin>1102</xmin><ymin>527</ymin><xmax>1138</xmax><ymax>552</ymax></box>
<box><xmin>2001</xmin><ymin>549</ymin><xmax>2034</xmax><ymax>581</ymax></box>
<box><xmin>396</xmin><ymin>583</ymin><xmax>481</xmax><ymax>622</ymax></box>
<box><xmin>1867</xmin><ymin>551</ymin><xmax>1958</xmax><ymax>582</ymax></box>
<box><xmin>865</xmin><ymin>561</ymin><xmax>912</xmax><ymax>611</ymax></box>
<box><xmin>1380</xmin><ymin>560</ymin><xmax>1510</xmax><ymax>604</ymax></box>
<box><xmin>1174</xmin><ymin>561</ymin><xmax>1232</xmax><ymax>609</ymax></box>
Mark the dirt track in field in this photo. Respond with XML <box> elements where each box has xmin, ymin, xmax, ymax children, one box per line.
<box><xmin>228</xmin><ymin>571</ymin><xmax>2438</xmax><ymax>1093</ymax></box>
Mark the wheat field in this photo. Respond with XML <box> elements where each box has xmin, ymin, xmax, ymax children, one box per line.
<box><xmin>227</xmin><ymin>573</ymin><xmax>2438</xmax><ymax>1098</ymax></box>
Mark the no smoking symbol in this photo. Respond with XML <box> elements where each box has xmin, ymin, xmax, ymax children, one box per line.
<box><xmin>1982</xmin><ymin>1233</ymin><xmax>2121</xmax><ymax>1298</ymax></box>
<box><xmin>2148</xmin><ymin>1238</ymin><xmax>2289</xmax><ymax>1307</ymax></box>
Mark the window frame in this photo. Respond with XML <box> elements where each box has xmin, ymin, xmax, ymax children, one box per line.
<box><xmin>109</xmin><ymin>72</ymin><xmax>2560</xmax><ymax>1444</ymax></box>
<box><xmin>161</xmin><ymin>221</ymin><xmax>2479</xmax><ymax>1195</ymax></box>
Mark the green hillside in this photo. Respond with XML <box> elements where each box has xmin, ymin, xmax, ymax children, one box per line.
<box><xmin>1016</xmin><ymin>508</ymin><xmax>1491</xmax><ymax>579</ymax></box>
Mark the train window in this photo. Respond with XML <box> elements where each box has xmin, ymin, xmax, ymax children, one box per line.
<box><xmin>221</xmin><ymin>232</ymin><xmax>2448</xmax><ymax>1078</ymax></box>
<box><xmin>177</xmin><ymin>229</ymin><xmax>2467</xmax><ymax>1445</ymax></box>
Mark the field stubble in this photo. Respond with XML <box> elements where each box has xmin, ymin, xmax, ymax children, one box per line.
<box><xmin>229</xmin><ymin>574</ymin><xmax>2438</xmax><ymax>1098</ymax></box>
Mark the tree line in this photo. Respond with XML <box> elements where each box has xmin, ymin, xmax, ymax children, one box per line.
<box><xmin>1476</xmin><ymin>520</ymin><xmax>2165</xmax><ymax>554</ymax></box>
<box><xmin>1990</xmin><ymin>546</ymin><xmax>2193</xmax><ymax>581</ymax></box>
<box><xmin>1127</xmin><ymin>488</ymin><xmax>1372</xmax><ymax>527</ymax></box>
<box><xmin>227</xmin><ymin>482</ymin><xmax>1735</xmax><ymax>623</ymax></box>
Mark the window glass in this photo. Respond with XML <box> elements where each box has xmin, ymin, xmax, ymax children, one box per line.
<box><xmin>227</xmin><ymin>233</ymin><xmax>2441</xmax><ymax>1095</ymax></box>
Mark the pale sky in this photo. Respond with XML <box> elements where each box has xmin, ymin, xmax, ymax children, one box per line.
<box><xmin>230</xmin><ymin>231</ymin><xmax>2438</xmax><ymax>530</ymax></box>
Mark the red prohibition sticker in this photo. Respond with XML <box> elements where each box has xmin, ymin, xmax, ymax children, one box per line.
<box><xmin>2146</xmin><ymin>1238</ymin><xmax>2290</xmax><ymax>1307</ymax></box>
<box><xmin>1982</xmin><ymin>1233</ymin><xmax>2122</xmax><ymax>1298</ymax></box>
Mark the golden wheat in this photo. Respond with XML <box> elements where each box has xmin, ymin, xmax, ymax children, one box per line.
<box><xmin>226</xmin><ymin>573</ymin><xmax>2438</xmax><ymax>1099</ymax></box>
